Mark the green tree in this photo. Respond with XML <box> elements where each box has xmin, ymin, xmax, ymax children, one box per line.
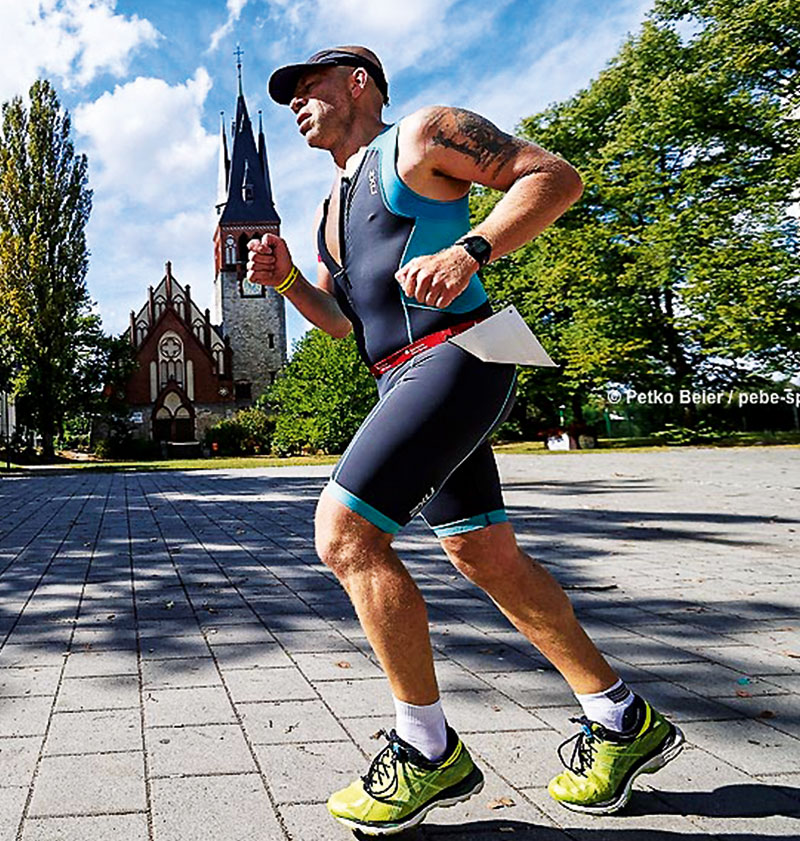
<box><xmin>0</xmin><ymin>80</ymin><xmax>93</xmax><ymax>460</ymax></box>
<box><xmin>264</xmin><ymin>330</ymin><xmax>376</xmax><ymax>456</ymax></box>
<box><xmin>474</xmin><ymin>0</ymin><xmax>799</xmax><ymax>432</ymax></box>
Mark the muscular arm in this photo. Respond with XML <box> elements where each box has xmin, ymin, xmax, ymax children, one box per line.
<box><xmin>408</xmin><ymin>105</ymin><xmax>583</xmax><ymax>258</ymax></box>
<box><xmin>394</xmin><ymin>106</ymin><xmax>583</xmax><ymax>307</ymax></box>
<box><xmin>246</xmin><ymin>205</ymin><xmax>352</xmax><ymax>339</ymax></box>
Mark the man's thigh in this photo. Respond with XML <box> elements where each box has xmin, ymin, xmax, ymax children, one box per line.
<box><xmin>328</xmin><ymin>343</ymin><xmax>516</xmax><ymax>536</ymax></box>
<box><xmin>421</xmin><ymin>440</ymin><xmax>508</xmax><ymax>538</ymax></box>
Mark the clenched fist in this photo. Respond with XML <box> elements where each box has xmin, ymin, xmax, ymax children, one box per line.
<box><xmin>247</xmin><ymin>233</ymin><xmax>293</xmax><ymax>288</ymax></box>
<box><xmin>394</xmin><ymin>245</ymin><xmax>477</xmax><ymax>308</ymax></box>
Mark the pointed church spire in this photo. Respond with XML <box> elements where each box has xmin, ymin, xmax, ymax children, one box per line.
<box><xmin>216</xmin><ymin>112</ymin><xmax>230</xmax><ymax>213</ymax></box>
<box><xmin>217</xmin><ymin>49</ymin><xmax>280</xmax><ymax>227</ymax></box>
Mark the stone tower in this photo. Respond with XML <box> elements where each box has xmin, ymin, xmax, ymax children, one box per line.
<box><xmin>213</xmin><ymin>55</ymin><xmax>286</xmax><ymax>404</ymax></box>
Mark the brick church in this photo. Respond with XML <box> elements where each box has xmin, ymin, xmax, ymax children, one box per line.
<box><xmin>123</xmin><ymin>65</ymin><xmax>287</xmax><ymax>445</ymax></box>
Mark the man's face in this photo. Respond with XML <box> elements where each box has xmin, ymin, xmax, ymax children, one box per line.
<box><xmin>290</xmin><ymin>67</ymin><xmax>354</xmax><ymax>149</ymax></box>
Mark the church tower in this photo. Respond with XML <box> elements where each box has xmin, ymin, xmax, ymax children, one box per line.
<box><xmin>213</xmin><ymin>48</ymin><xmax>286</xmax><ymax>404</ymax></box>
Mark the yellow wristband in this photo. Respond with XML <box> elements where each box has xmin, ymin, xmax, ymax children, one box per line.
<box><xmin>275</xmin><ymin>265</ymin><xmax>299</xmax><ymax>295</ymax></box>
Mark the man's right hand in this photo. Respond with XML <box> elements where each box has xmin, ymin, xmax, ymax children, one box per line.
<box><xmin>247</xmin><ymin>233</ymin><xmax>293</xmax><ymax>288</ymax></box>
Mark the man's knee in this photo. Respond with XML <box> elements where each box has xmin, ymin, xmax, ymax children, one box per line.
<box><xmin>441</xmin><ymin>522</ymin><xmax>522</xmax><ymax>584</ymax></box>
<box><xmin>314</xmin><ymin>488</ymin><xmax>392</xmax><ymax>578</ymax></box>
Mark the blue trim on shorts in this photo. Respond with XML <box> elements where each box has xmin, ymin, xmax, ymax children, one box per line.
<box><xmin>432</xmin><ymin>508</ymin><xmax>508</xmax><ymax>538</ymax></box>
<box><xmin>326</xmin><ymin>480</ymin><xmax>402</xmax><ymax>535</ymax></box>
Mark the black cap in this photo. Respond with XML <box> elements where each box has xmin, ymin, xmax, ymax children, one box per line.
<box><xmin>268</xmin><ymin>48</ymin><xmax>389</xmax><ymax>106</ymax></box>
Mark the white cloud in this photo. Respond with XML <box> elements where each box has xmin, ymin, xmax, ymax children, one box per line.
<box><xmin>74</xmin><ymin>69</ymin><xmax>220</xmax><ymax>334</ymax></box>
<box><xmin>74</xmin><ymin>69</ymin><xmax>218</xmax><ymax>210</ymax></box>
<box><xmin>261</xmin><ymin>0</ymin><xmax>508</xmax><ymax>76</ymax></box>
<box><xmin>209</xmin><ymin>0</ymin><xmax>251</xmax><ymax>52</ymax></box>
<box><xmin>0</xmin><ymin>0</ymin><xmax>159</xmax><ymax>103</ymax></box>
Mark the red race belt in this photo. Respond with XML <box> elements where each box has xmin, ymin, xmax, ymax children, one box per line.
<box><xmin>369</xmin><ymin>318</ymin><xmax>484</xmax><ymax>378</ymax></box>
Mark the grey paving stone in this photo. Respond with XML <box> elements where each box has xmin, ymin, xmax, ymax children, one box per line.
<box><xmin>138</xmin><ymin>634</ymin><xmax>209</xmax><ymax>660</ymax></box>
<box><xmin>0</xmin><ymin>696</ymin><xmax>53</xmax><ymax>736</ymax></box>
<box><xmin>147</xmin><ymin>723</ymin><xmax>256</xmax><ymax>777</ymax></box>
<box><xmin>685</xmin><ymin>719</ymin><xmax>800</xmax><ymax>775</ymax></box>
<box><xmin>144</xmin><ymin>685</ymin><xmax>236</xmax><ymax>728</ymax></box>
<box><xmin>44</xmin><ymin>708</ymin><xmax>141</xmax><ymax>755</ymax></box>
<box><xmin>269</xmin><ymin>629</ymin><xmax>357</xmax><ymax>654</ymax></box>
<box><xmin>598</xmin><ymin>637</ymin><xmax>706</xmax><ymax>666</ymax></box>
<box><xmin>0</xmin><ymin>666</ymin><xmax>61</xmax><ymax>697</ymax></box>
<box><xmin>279</xmin><ymin>803</ymin><xmax>361</xmax><ymax>841</ymax></box>
<box><xmin>70</xmin><ymin>627</ymin><xmax>138</xmax><ymax>652</ymax></box>
<box><xmin>62</xmin><ymin>649</ymin><xmax>138</xmax><ymax>678</ymax></box>
<box><xmin>467</xmin><ymin>728</ymin><xmax>566</xmax><ymax>788</ymax></box>
<box><xmin>28</xmin><ymin>751</ymin><xmax>146</xmax><ymax>816</ymax></box>
<box><xmin>292</xmin><ymin>650</ymin><xmax>383</xmax><ymax>681</ymax></box>
<box><xmin>55</xmin><ymin>675</ymin><xmax>139</xmax><ymax>712</ymax></box>
<box><xmin>21</xmin><ymin>813</ymin><xmax>149</xmax><ymax>841</ymax></box>
<box><xmin>437</xmin><ymin>643</ymin><xmax>546</xmax><ymax>674</ymax></box>
<box><xmin>0</xmin><ymin>644</ymin><xmax>68</xmax><ymax>668</ymax></box>
<box><xmin>0</xmin><ymin>787</ymin><xmax>28</xmax><ymax>841</ymax></box>
<box><xmin>210</xmin><ymin>641</ymin><xmax>295</xmax><ymax>670</ymax></box>
<box><xmin>0</xmin><ymin>735</ymin><xmax>42</xmax><ymax>786</ymax></box>
<box><xmin>239</xmin><ymin>699</ymin><xmax>350</xmax><ymax>744</ymax></box>
<box><xmin>150</xmin><ymin>774</ymin><xmax>282</xmax><ymax>841</ymax></box>
<box><xmin>440</xmin><ymin>689</ymin><xmax>550</xmax><ymax>734</ymax></box>
<box><xmin>480</xmin><ymin>669</ymin><xmax>575</xmax><ymax>710</ymax></box>
<box><xmin>224</xmin><ymin>665</ymin><xmax>315</xmax><ymax>703</ymax></box>
<box><xmin>312</xmin><ymin>676</ymin><xmax>393</xmax><ymax>718</ymax></box>
<box><xmin>200</xmin><ymin>622</ymin><xmax>275</xmax><ymax>645</ymax></box>
<box><xmin>253</xmin><ymin>740</ymin><xmax>366</xmax><ymax>804</ymax></box>
<box><xmin>141</xmin><ymin>656</ymin><xmax>221</xmax><ymax>689</ymax></box>
<box><xmin>695</xmin><ymin>644</ymin><xmax>799</xmax><ymax>676</ymax></box>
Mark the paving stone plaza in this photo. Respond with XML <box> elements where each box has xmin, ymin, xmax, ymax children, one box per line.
<box><xmin>1</xmin><ymin>447</ymin><xmax>798</xmax><ymax>840</ymax></box>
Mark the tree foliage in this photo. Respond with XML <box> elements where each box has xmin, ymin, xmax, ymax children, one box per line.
<box><xmin>0</xmin><ymin>80</ymin><xmax>93</xmax><ymax>458</ymax></box>
<box><xmin>264</xmin><ymin>330</ymin><xmax>377</xmax><ymax>456</ymax></box>
<box><xmin>473</xmin><ymin>0</ymin><xmax>800</xmax><ymax>430</ymax></box>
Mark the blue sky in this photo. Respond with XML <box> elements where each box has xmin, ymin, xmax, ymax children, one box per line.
<box><xmin>2</xmin><ymin>0</ymin><xmax>654</xmax><ymax>348</ymax></box>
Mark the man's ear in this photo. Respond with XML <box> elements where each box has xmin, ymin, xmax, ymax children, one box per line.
<box><xmin>350</xmin><ymin>67</ymin><xmax>368</xmax><ymax>99</ymax></box>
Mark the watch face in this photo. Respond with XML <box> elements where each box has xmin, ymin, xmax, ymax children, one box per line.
<box><xmin>241</xmin><ymin>277</ymin><xmax>264</xmax><ymax>297</ymax></box>
<box><xmin>459</xmin><ymin>236</ymin><xmax>492</xmax><ymax>267</ymax></box>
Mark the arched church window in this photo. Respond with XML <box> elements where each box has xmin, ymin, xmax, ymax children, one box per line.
<box><xmin>212</xmin><ymin>342</ymin><xmax>225</xmax><ymax>375</ymax></box>
<box><xmin>225</xmin><ymin>235</ymin><xmax>236</xmax><ymax>265</ymax></box>
<box><xmin>158</xmin><ymin>332</ymin><xmax>184</xmax><ymax>389</ymax></box>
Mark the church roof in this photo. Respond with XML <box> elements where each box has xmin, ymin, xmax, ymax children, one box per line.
<box><xmin>218</xmin><ymin>80</ymin><xmax>280</xmax><ymax>227</ymax></box>
<box><xmin>125</xmin><ymin>263</ymin><xmax>226</xmax><ymax>353</ymax></box>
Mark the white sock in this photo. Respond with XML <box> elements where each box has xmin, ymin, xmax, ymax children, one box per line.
<box><xmin>575</xmin><ymin>678</ymin><xmax>635</xmax><ymax>732</ymax></box>
<box><xmin>393</xmin><ymin>697</ymin><xmax>448</xmax><ymax>762</ymax></box>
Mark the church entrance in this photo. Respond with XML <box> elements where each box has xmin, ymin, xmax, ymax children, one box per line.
<box><xmin>152</xmin><ymin>388</ymin><xmax>195</xmax><ymax>443</ymax></box>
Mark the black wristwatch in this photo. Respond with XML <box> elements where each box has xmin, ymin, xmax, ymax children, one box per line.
<box><xmin>454</xmin><ymin>235</ymin><xmax>492</xmax><ymax>269</ymax></box>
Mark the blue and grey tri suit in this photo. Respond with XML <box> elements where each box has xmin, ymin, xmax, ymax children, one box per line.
<box><xmin>318</xmin><ymin>120</ymin><xmax>517</xmax><ymax>537</ymax></box>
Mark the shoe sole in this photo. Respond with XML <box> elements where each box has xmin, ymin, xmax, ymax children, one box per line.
<box><xmin>331</xmin><ymin>766</ymin><xmax>485</xmax><ymax>836</ymax></box>
<box><xmin>557</xmin><ymin>724</ymin><xmax>686</xmax><ymax>816</ymax></box>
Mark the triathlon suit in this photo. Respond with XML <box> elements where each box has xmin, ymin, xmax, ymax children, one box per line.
<box><xmin>318</xmin><ymin>120</ymin><xmax>517</xmax><ymax>537</ymax></box>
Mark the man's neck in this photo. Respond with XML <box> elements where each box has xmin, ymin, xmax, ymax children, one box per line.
<box><xmin>329</xmin><ymin>114</ymin><xmax>388</xmax><ymax>169</ymax></box>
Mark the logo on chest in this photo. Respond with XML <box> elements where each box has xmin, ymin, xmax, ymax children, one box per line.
<box><xmin>368</xmin><ymin>169</ymin><xmax>378</xmax><ymax>196</ymax></box>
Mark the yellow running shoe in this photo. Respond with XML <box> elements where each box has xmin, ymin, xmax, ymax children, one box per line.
<box><xmin>327</xmin><ymin>726</ymin><xmax>484</xmax><ymax>836</ymax></box>
<box><xmin>548</xmin><ymin>697</ymin><xmax>685</xmax><ymax>814</ymax></box>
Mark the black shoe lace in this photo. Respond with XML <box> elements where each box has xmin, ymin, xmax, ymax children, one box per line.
<box><xmin>557</xmin><ymin>716</ymin><xmax>602</xmax><ymax>777</ymax></box>
<box><xmin>361</xmin><ymin>729</ymin><xmax>409</xmax><ymax>800</ymax></box>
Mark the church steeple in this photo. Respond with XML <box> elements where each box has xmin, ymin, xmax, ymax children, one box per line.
<box><xmin>216</xmin><ymin>48</ymin><xmax>280</xmax><ymax>228</ymax></box>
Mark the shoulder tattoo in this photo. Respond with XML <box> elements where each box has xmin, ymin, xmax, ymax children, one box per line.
<box><xmin>428</xmin><ymin>108</ymin><xmax>530</xmax><ymax>178</ymax></box>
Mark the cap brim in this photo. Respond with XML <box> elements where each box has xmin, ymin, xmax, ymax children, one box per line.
<box><xmin>268</xmin><ymin>62</ymin><xmax>329</xmax><ymax>105</ymax></box>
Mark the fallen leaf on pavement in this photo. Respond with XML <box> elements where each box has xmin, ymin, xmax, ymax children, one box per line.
<box><xmin>336</xmin><ymin>661</ymin><xmax>352</xmax><ymax>669</ymax></box>
<box><xmin>487</xmin><ymin>797</ymin><xmax>515</xmax><ymax>810</ymax></box>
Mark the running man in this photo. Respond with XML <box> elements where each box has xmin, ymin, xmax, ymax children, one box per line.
<box><xmin>247</xmin><ymin>46</ymin><xmax>684</xmax><ymax>836</ymax></box>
